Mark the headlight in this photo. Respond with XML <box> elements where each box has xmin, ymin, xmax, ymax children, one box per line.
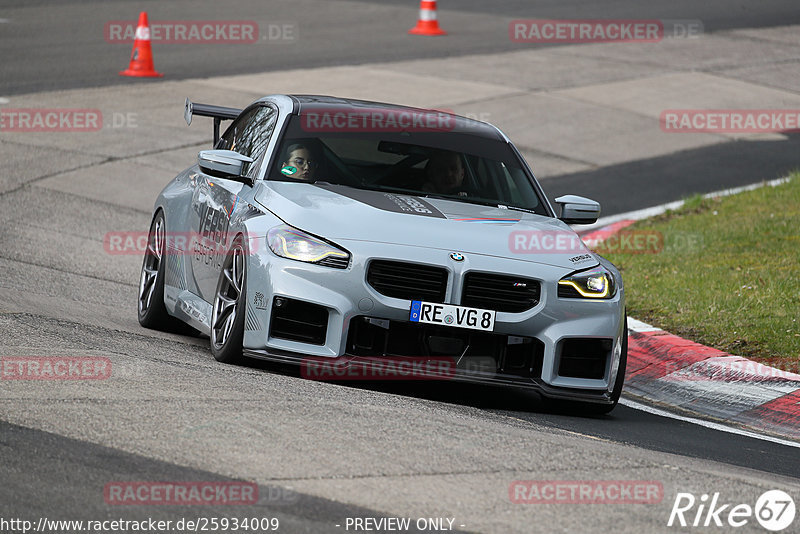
<box><xmin>267</xmin><ymin>224</ymin><xmax>350</xmax><ymax>267</ymax></box>
<box><xmin>558</xmin><ymin>267</ymin><xmax>615</xmax><ymax>299</ymax></box>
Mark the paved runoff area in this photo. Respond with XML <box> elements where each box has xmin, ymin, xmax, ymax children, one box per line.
<box><xmin>2</xmin><ymin>18</ymin><xmax>800</xmax><ymax>534</ymax></box>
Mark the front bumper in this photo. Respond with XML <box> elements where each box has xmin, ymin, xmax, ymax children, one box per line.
<box><xmin>243</xmin><ymin>347</ymin><xmax>618</xmax><ymax>404</ymax></box>
<box><xmin>243</xmin><ymin>239</ymin><xmax>625</xmax><ymax>403</ymax></box>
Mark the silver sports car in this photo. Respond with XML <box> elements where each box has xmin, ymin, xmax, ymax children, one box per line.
<box><xmin>138</xmin><ymin>95</ymin><xmax>626</xmax><ymax>413</ymax></box>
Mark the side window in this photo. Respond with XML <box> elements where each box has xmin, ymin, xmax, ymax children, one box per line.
<box><xmin>216</xmin><ymin>109</ymin><xmax>256</xmax><ymax>152</ymax></box>
<box><xmin>216</xmin><ymin>106</ymin><xmax>278</xmax><ymax>176</ymax></box>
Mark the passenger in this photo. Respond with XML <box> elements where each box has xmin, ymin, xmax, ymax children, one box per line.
<box><xmin>422</xmin><ymin>150</ymin><xmax>465</xmax><ymax>195</ymax></box>
<box><xmin>280</xmin><ymin>143</ymin><xmax>318</xmax><ymax>181</ymax></box>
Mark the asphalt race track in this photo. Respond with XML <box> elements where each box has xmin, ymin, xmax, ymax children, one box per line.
<box><xmin>1</xmin><ymin>2</ymin><xmax>799</xmax><ymax>533</ymax></box>
<box><xmin>2</xmin><ymin>0</ymin><xmax>800</xmax><ymax>96</ymax></box>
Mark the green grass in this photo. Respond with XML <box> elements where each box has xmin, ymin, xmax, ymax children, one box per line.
<box><xmin>603</xmin><ymin>173</ymin><xmax>800</xmax><ymax>372</ymax></box>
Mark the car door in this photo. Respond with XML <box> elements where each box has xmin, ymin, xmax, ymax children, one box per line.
<box><xmin>190</xmin><ymin>104</ymin><xmax>279</xmax><ymax>302</ymax></box>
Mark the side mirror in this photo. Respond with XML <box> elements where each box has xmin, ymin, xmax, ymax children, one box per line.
<box><xmin>198</xmin><ymin>150</ymin><xmax>254</xmax><ymax>183</ymax></box>
<box><xmin>554</xmin><ymin>195</ymin><xmax>601</xmax><ymax>224</ymax></box>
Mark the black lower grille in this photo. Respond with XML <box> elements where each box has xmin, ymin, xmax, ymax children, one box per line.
<box><xmin>557</xmin><ymin>338</ymin><xmax>612</xmax><ymax>379</ymax></box>
<box><xmin>503</xmin><ymin>336</ymin><xmax>545</xmax><ymax>378</ymax></box>
<box><xmin>462</xmin><ymin>272</ymin><xmax>540</xmax><ymax>312</ymax></box>
<box><xmin>269</xmin><ymin>297</ymin><xmax>328</xmax><ymax>345</ymax></box>
<box><xmin>367</xmin><ymin>260</ymin><xmax>448</xmax><ymax>302</ymax></box>
<box><xmin>347</xmin><ymin>316</ymin><xmax>544</xmax><ymax>379</ymax></box>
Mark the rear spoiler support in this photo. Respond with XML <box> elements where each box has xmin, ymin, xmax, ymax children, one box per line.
<box><xmin>184</xmin><ymin>98</ymin><xmax>242</xmax><ymax>146</ymax></box>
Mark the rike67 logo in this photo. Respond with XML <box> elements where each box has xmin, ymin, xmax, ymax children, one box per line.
<box><xmin>668</xmin><ymin>490</ymin><xmax>795</xmax><ymax>531</ymax></box>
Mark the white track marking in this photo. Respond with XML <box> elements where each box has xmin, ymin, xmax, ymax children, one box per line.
<box><xmin>620</xmin><ymin>398</ymin><xmax>800</xmax><ymax>449</ymax></box>
<box><xmin>626</xmin><ymin>317</ymin><xmax>662</xmax><ymax>333</ymax></box>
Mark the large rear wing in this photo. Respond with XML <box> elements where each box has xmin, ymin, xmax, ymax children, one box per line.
<box><xmin>184</xmin><ymin>98</ymin><xmax>242</xmax><ymax>146</ymax></box>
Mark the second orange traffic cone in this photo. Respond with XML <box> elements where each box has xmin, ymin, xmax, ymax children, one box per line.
<box><xmin>408</xmin><ymin>1</ymin><xmax>447</xmax><ymax>36</ymax></box>
<box><xmin>120</xmin><ymin>12</ymin><xmax>163</xmax><ymax>77</ymax></box>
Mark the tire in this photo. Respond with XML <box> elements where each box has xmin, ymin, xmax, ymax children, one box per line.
<box><xmin>138</xmin><ymin>211</ymin><xmax>172</xmax><ymax>328</ymax></box>
<box><xmin>608</xmin><ymin>316</ymin><xmax>629</xmax><ymax>406</ymax></box>
<box><xmin>210</xmin><ymin>236</ymin><xmax>247</xmax><ymax>364</ymax></box>
<box><xmin>137</xmin><ymin>211</ymin><xmax>199</xmax><ymax>335</ymax></box>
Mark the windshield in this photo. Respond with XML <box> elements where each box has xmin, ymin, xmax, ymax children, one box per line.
<box><xmin>267</xmin><ymin>114</ymin><xmax>548</xmax><ymax>215</ymax></box>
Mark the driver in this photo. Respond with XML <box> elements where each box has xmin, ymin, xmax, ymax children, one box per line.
<box><xmin>280</xmin><ymin>143</ymin><xmax>318</xmax><ymax>181</ymax></box>
<box><xmin>422</xmin><ymin>150</ymin><xmax>466</xmax><ymax>195</ymax></box>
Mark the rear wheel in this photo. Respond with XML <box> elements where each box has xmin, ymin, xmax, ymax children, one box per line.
<box><xmin>138</xmin><ymin>211</ymin><xmax>171</xmax><ymax>328</ymax></box>
<box><xmin>210</xmin><ymin>237</ymin><xmax>247</xmax><ymax>364</ymax></box>
<box><xmin>137</xmin><ymin>211</ymin><xmax>198</xmax><ymax>335</ymax></box>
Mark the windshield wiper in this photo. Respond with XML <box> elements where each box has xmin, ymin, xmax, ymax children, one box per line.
<box><xmin>500</xmin><ymin>205</ymin><xmax>539</xmax><ymax>215</ymax></box>
<box><xmin>425</xmin><ymin>195</ymin><xmax>539</xmax><ymax>214</ymax></box>
<box><xmin>423</xmin><ymin>194</ymin><xmax>500</xmax><ymax>208</ymax></box>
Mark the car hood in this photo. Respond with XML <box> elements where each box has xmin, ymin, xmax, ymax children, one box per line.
<box><xmin>254</xmin><ymin>182</ymin><xmax>598</xmax><ymax>270</ymax></box>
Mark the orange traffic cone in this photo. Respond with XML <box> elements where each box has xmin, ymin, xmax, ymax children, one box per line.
<box><xmin>120</xmin><ymin>12</ymin><xmax>163</xmax><ymax>77</ymax></box>
<box><xmin>408</xmin><ymin>1</ymin><xmax>447</xmax><ymax>36</ymax></box>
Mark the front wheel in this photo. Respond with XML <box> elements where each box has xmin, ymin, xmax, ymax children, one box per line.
<box><xmin>210</xmin><ymin>237</ymin><xmax>247</xmax><ymax>364</ymax></box>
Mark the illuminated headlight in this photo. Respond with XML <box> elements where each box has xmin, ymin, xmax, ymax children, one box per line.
<box><xmin>267</xmin><ymin>224</ymin><xmax>350</xmax><ymax>266</ymax></box>
<box><xmin>558</xmin><ymin>267</ymin><xmax>616</xmax><ymax>299</ymax></box>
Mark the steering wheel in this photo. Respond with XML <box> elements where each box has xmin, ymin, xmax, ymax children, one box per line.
<box><xmin>372</xmin><ymin>153</ymin><xmax>429</xmax><ymax>186</ymax></box>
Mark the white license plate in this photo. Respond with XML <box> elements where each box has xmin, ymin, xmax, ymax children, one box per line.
<box><xmin>409</xmin><ymin>301</ymin><xmax>495</xmax><ymax>332</ymax></box>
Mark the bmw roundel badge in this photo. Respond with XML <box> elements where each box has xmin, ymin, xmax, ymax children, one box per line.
<box><xmin>450</xmin><ymin>252</ymin><xmax>464</xmax><ymax>262</ymax></box>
